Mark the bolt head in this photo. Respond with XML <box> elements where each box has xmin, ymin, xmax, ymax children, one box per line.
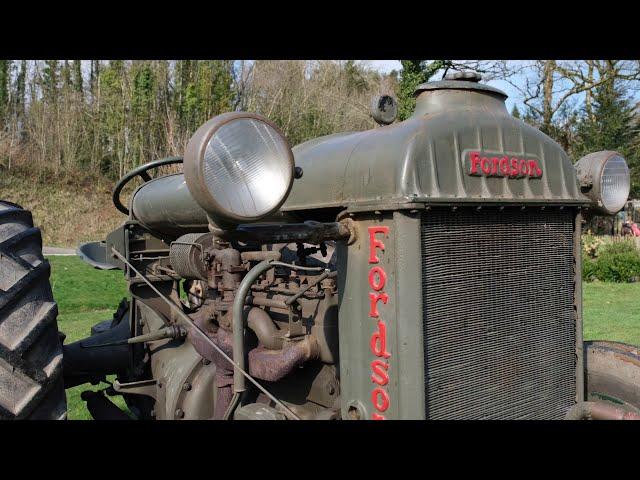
<box><xmin>182</xmin><ymin>382</ymin><xmax>192</xmax><ymax>391</ymax></box>
<box><xmin>175</xmin><ymin>408</ymin><xmax>185</xmax><ymax>419</ymax></box>
<box><xmin>348</xmin><ymin>406</ymin><xmax>362</xmax><ymax>420</ymax></box>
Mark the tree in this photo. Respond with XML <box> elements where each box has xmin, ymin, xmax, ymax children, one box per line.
<box><xmin>511</xmin><ymin>105</ymin><xmax>521</xmax><ymax>119</ymax></box>
<box><xmin>15</xmin><ymin>60</ymin><xmax>26</xmax><ymax>120</ymax></box>
<box><xmin>397</xmin><ymin>60</ymin><xmax>445</xmax><ymax>121</ymax></box>
<box><xmin>41</xmin><ymin>60</ymin><xmax>60</xmax><ymax>105</ymax></box>
<box><xmin>0</xmin><ymin>60</ymin><xmax>10</xmax><ymax>126</ymax></box>
<box><xmin>73</xmin><ymin>60</ymin><xmax>83</xmax><ymax>97</ymax></box>
<box><xmin>344</xmin><ymin>60</ymin><xmax>368</xmax><ymax>93</ymax></box>
<box><xmin>574</xmin><ymin>78</ymin><xmax>640</xmax><ymax>197</ymax></box>
<box><xmin>61</xmin><ymin>61</ymin><xmax>73</xmax><ymax>95</ymax></box>
<box><xmin>90</xmin><ymin>60</ymin><xmax>101</xmax><ymax>101</ymax></box>
<box><xmin>497</xmin><ymin>60</ymin><xmax>640</xmax><ymax>136</ymax></box>
<box><xmin>244</xmin><ymin>60</ymin><xmax>388</xmax><ymax>146</ymax></box>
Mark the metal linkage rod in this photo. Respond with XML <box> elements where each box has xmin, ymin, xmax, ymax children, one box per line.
<box><xmin>110</xmin><ymin>247</ymin><xmax>300</xmax><ymax>420</ymax></box>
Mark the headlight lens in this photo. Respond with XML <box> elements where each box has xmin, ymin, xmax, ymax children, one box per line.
<box><xmin>575</xmin><ymin>151</ymin><xmax>631</xmax><ymax>215</ymax></box>
<box><xmin>600</xmin><ymin>154</ymin><xmax>630</xmax><ymax>214</ymax></box>
<box><xmin>184</xmin><ymin>112</ymin><xmax>294</xmax><ymax>224</ymax></box>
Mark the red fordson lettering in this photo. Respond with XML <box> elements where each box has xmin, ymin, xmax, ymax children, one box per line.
<box><xmin>468</xmin><ymin>151</ymin><xmax>543</xmax><ymax>178</ymax></box>
<box><xmin>367</xmin><ymin>225</ymin><xmax>391</xmax><ymax>420</ymax></box>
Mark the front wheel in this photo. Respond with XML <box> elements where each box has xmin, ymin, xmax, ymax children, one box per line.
<box><xmin>584</xmin><ymin>340</ymin><xmax>640</xmax><ymax>414</ymax></box>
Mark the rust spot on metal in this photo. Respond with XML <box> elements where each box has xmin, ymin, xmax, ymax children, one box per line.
<box><xmin>248</xmin><ymin>336</ymin><xmax>318</xmax><ymax>383</ymax></box>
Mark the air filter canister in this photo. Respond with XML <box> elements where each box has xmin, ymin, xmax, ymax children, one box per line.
<box><xmin>169</xmin><ymin>232</ymin><xmax>213</xmax><ymax>280</ymax></box>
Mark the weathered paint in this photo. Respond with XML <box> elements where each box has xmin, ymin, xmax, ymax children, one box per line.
<box><xmin>337</xmin><ymin>211</ymin><xmax>425</xmax><ymax>420</ymax></box>
<box><xmin>285</xmin><ymin>81</ymin><xmax>589</xmax><ymax>211</ymax></box>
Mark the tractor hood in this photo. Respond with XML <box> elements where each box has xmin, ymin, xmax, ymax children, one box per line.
<box><xmin>130</xmin><ymin>77</ymin><xmax>591</xmax><ymax>236</ymax></box>
<box><xmin>282</xmin><ymin>78</ymin><xmax>588</xmax><ymax>212</ymax></box>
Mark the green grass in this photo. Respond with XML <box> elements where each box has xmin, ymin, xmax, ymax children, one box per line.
<box><xmin>583</xmin><ymin>282</ymin><xmax>640</xmax><ymax>345</ymax></box>
<box><xmin>47</xmin><ymin>255</ymin><xmax>640</xmax><ymax>419</ymax></box>
<box><xmin>48</xmin><ymin>255</ymin><xmax>130</xmax><ymax>420</ymax></box>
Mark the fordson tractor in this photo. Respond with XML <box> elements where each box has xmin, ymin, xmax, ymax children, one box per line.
<box><xmin>2</xmin><ymin>71</ymin><xmax>639</xmax><ymax>420</ymax></box>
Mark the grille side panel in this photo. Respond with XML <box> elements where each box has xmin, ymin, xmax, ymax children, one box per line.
<box><xmin>421</xmin><ymin>209</ymin><xmax>576</xmax><ymax>420</ymax></box>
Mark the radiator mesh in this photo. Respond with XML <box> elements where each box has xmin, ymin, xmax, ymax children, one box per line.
<box><xmin>421</xmin><ymin>208</ymin><xmax>577</xmax><ymax>419</ymax></box>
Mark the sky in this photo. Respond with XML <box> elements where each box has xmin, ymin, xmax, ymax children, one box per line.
<box><xmin>365</xmin><ymin>60</ymin><xmax>640</xmax><ymax>115</ymax></box>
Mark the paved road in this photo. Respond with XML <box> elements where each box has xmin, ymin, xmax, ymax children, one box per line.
<box><xmin>43</xmin><ymin>246</ymin><xmax>76</xmax><ymax>256</ymax></box>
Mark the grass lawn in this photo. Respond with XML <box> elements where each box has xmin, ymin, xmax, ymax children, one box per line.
<box><xmin>48</xmin><ymin>255</ymin><xmax>130</xmax><ymax>420</ymax></box>
<box><xmin>46</xmin><ymin>255</ymin><xmax>640</xmax><ymax>420</ymax></box>
<box><xmin>583</xmin><ymin>282</ymin><xmax>640</xmax><ymax>344</ymax></box>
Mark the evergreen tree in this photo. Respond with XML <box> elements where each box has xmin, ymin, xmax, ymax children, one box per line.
<box><xmin>511</xmin><ymin>105</ymin><xmax>521</xmax><ymax>119</ymax></box>
<box><xmin>344</xmin><ymin>60</ymin><xmax>367</xmax><ymax>93</ymax></box>
<box><xmin>42</xmin><ymin>60</ymin><xmax>60</xmax><ymax>105</ymax></box>
<box><xmin>397</xmin><ymin>60</ymin><xmax>446</xmax><ymax>121</ymax></box>
<box><xmin>73</xmin><ymin>60</ymin><xmax>83</xmax><ymax>97</ymax></box>
<box><xmin>0</xmin><ymin>60</ymin><xmax>10</xmax><ymax>126</ymax></box>
<box><xmin>574</xmin><ymin>78</ymin><xmax>640</xmax><ymax>197</ymax></box>
<box><xmin>90</xmin><ymin>60</ymin><xmax>101</xmax><ymax>101</ymax></box>
<box><xmin>62</xmin><ymin>61</ymin><xmax>72</xmax><ymax>92</ymax></box>
<box><xmin>15</xmin><ymin>60</ymin><xmax>26</xmax><ymax>120</ymax></box>
<box><xmin>131</xmin><ymin>61</ymin><xmax>155</xmax><ymax>163</ymax></box>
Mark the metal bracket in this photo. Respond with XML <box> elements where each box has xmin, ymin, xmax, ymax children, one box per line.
<box><xmin>113</xmin><ymin>379</ymin><xmax>158</xmax><ymax>400</ymax></box>
<box><xmin>286</xmin><ymin>307</ymin><xmax>306</xmax><ymax>338</ymax></box>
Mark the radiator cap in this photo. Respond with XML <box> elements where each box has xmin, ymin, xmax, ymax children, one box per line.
<box><xmin>414</xmin><ymin>74</ymin><xmax>506</xmax><ymax>99</ymax></box>
<box><xmin>444</xmin><ymin>71</ymin><xmax>482</xmax><ymax>82</ymax></box>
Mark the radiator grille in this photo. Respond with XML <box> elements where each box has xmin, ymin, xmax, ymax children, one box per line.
<box><xmin>421</xmin><ymin>208</ymin><xmax>577</xmax><ymax>419</ymax></box>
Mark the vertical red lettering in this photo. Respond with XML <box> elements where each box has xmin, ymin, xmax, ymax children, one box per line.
<box><xmin>368</xmin><ymin>224</ymin><xmax>391</xmax><ymax>419</ymax></box>
<box><xmin>371</xmin><ymin>360</ymin><xmax>390</xmax><ymax>386</ymax></box>
<box><xmin>369</xmin><ymin>292</ymin><xmax>389</xmax><ymax>318</ymax></box>
<box><xmin>371</xmin><ymin>388</ymin><xmax>390</xmax><ymax>412</ymax></box>
<box><xmin>369</xmin><ymin>266</ymin><xmax>387</xmax><ymax>291</ymax></box>
<box><xmin>368</xmin><ymin>226</ymin><xmax>389</xmax><ymax>264</ymax></box>
<box><xmin>370</xmin><ymin>320</ymin><xmax>391</xmax><ymax>359</ymax></box>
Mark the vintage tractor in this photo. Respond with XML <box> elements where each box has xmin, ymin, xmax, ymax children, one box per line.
<box><xmin>2</xmin><ymin>71</ymin><xmax>640</xmax><ymax>420</ymax></box>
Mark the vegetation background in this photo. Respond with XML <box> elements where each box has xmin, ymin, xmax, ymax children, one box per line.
<box><xmin>0</xmin><ymin>59</ymin><xmax>639</xmax><ymax>245</ymax></box>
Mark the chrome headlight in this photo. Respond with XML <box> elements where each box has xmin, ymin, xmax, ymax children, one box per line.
<box><xmin>184</xmin><ymin>112</ymin><xmax>295</xmax><ymax>225</ymax></box>
<box><xmin>575</xmin><ymin>151</ymin><xmax>630</xmax><ymax>215</ymax></box>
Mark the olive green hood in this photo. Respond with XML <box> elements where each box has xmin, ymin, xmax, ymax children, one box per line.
<box><xmin>283</xmin><ymin>79</ymin><xmax>589</xmax><ymax>212</ymax></box>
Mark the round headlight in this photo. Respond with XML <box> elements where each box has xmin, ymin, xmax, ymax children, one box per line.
<box><xmin>575</xmin><ymin>151</ymin><xmax>630</xmax><ymax>215</ymax></box>
<box><xmin>184</xmin><ymin>112</ymin><xmax>295</xmax><ymax>225</ymax></box>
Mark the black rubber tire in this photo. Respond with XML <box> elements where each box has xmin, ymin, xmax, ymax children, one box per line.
<box><xmin>0</xmin><ymin>200</ymin><xmax>67</xmax><ymax>419</ymax></box>
<box><xmin>584</xmin><ymin>340</ymin><xmax>640</xmax><ymax>414</ymax></box>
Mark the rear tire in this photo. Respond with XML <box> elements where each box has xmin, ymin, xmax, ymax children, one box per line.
<box><xmin>0</xmin><ymin>200</ymin><xmax>66</xmax><ymax>419</ymax></box>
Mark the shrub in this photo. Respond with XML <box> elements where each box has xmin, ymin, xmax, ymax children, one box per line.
<box><xmin>582</xmin><ymin>257</ymin><xmax>599</xmax><ymax>282</ymax></box>
<box><xmin>590</xmin><ymin>241</ymin><xmax>640</xmax><ymax>283</ymax></box>
<box><xmin>598</xmin><ymin>240</ymin><xmax>638</xmax><ymax>257</ymax></box>
<box><xmin>582</xmin><ymin>234</ymin><xmax>606</xmax><ymax>259</ymax></box>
